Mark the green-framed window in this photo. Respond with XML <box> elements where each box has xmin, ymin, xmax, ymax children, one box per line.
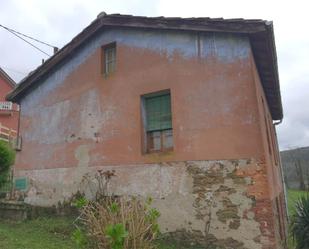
<box><xmin>142</xmin><ymin>91</ymin><xmax>173</xmax><ymax>153</ymax></box>
<box><xmin>145</xmin><ymin>93</ymin><xmax>172</xmax><ymax>132</ymax></box>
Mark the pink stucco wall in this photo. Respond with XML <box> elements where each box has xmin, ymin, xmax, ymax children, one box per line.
<box><xmin>13</xmin><ymin>30</ymin><xmax>287</xmax><ymax>248</ymax></box>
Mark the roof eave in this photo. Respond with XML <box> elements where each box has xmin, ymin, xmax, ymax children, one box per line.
<box><xmin>249</xmin><ymin>21</ymin><xmax>283</xmax><ymax>121</ymax></box>
<box><xmin>266</xmin><ymin>22</ymin><xmax>283</xmax><ymax>121</ymax></box>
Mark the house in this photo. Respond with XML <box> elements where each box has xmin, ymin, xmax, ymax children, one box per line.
<box><xmin>0</xmin><ymin>67</ymin><xmax>19</xmax><ymax>141</ymax></box>
<box><xmin>7</xmin><ymin>13</ymin><xmax>287</xmax><ymax>248</ymax></box>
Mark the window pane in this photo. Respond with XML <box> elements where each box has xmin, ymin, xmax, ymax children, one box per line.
<box><xmin>104</xmin><ymin>45</ymin><xmax>116</xmax><ymax>75</ymax></box>
<box><xmin>147</xmin><ymin>131</ymin><xmax>161</xmax><ymax>151</ymax></box>
<box><xmin>110</xmin><ymin>61</ymin><xmax>116</xmax><ymax>73</ymax></box>
<box><xmin>105</xmin><ymin>47</ymin><xmax>115</xmax><ymax>61</ymax></box>
<box><xmin>106</xmin><ymin>61</ymin><xmax>115</xmax><ymax>74</ymax></box>
<box><xmin>163</xmin><ymin>129</ymin><xmax>173</xmax><ymax>149</ymax></box>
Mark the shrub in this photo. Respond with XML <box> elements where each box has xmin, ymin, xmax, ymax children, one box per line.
<box><xmin>290</xmin><ymin>194</ymin><xmax>309</xmax><ymax>249</ymax></box>
<box><xmin>0</xmin><ymin>140</ymin><xmax>15</xmax><ymax>188</ymax></box>
<box><xmin>73</xmin><ymin>196</ymin><xmax>160</xmax><ymax>249</ymax></box>
<box><xmin>72</xmin><ymin>170</ymin><xmax>160</xmax><ymax>249</ymax></box>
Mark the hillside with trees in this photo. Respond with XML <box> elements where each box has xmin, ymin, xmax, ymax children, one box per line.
<box><xmin>281</xmin><ymin>146</ymin><xmax>309</xmax><ymax>190</ymax></box>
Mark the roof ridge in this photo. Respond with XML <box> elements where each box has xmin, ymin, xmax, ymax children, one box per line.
<box><xmin>101</xmin><ymin>13</ymin><xmax>266</xmax><ymax>23</ymax></box>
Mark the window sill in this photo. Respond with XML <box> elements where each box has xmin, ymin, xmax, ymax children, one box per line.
<box><xmin>142</xmin><ymin>149</ymin><xmax>174</xmax><ymax>161</ymax></box>
<box><xmin>0</xmin><ymin>110</ymin><xmax>13</xmax><ymax>116</ymax></box>
<box><xmin>146</xmin><ymin>147</ymin><xmax>173</xmax><ymax>154</ymax></box>
<box><xmin>103</xmin><ymin>72</ymin><xmax>116</xmax><ymax>79</ymax></box>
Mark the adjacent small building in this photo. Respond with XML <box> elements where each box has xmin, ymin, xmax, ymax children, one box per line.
<box><xmin>0</xmin><ymin>67</ymin><xmax>19</xmax><ymax>139</ymax></box>
<box><xmin>7</xmin><ymin>14</ymin><xmax>287</xmax><ymax>249</ymax></box>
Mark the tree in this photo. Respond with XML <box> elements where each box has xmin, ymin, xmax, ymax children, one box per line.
<box><xmin>0</xmin><ymin>140</ymin><xmax>15</xmax><ymax>188</ymax></box>
<box><xmin>283</xmin><ymin>147</ymin><xmax>308</xmax><ymax>191</ymax></box>
<box><xmin>294</xmin><ymin>158</ymin><xmax>306</xmax><ymax>190</ymax></box>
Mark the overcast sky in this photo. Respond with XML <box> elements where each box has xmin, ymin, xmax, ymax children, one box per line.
<box><xmin>0</xmin><ymin>0</ymin><xmax>308</xmax><ymax>150</ymax></box>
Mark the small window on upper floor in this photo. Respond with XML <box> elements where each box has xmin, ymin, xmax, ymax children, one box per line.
<box><xmin>142</xmin><ymin>91</ymin><xmax>173</xmax><ymax>153</ymax></box>
<box><xmin>102</xmin><ymin>42</ymin><xmax>116</xmax><ymax>76</ymax></box>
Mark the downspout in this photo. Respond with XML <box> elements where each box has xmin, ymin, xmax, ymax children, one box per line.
<box><xmin>274</xmin><ymin>119</ymin><xmax>289</xmax><ymax>243</ymax></box>
<box><xmin>274</xmin><ymin>119</ymin><xmax>282</xmax><ymax>126</ymax></box>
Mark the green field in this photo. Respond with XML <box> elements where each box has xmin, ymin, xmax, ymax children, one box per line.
<box><xmin>0</xmin><ymin>190</ymin><xmax>307</xmax><ymax>249</ymax></box>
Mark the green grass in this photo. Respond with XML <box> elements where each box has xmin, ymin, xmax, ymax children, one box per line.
<box><xmin>0</xmin><ymin>217</ymin><xmax>75</xmax><ymax>249</ymax></box>
<box><xmin>0</xmin><ymin>216</ymin><xmax>174</xmax><ymax>249</ymax></box>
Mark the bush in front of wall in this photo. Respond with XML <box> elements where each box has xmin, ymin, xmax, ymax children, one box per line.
<box><xmin>71</xmin><ymin>170</ymin><xmax>160</xmax><ymax>249</ymax></box>
<box><xmin>72</xmin><ymin>196</ymin><xmax>160</xmax><ymax>249</ymax></box>
<box><xmin>0</xmin><ymin>140</ymin><xmax>15</xmax><ymax>188</ymax></box>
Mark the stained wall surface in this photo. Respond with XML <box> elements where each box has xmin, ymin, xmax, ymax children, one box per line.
<box><xmin>14</xmin><ymin>28</ymin><xmax>286</xmax><ymax>248</ymax></box>
<box><xmin>18</xmin><ymin>29</ymin><xmax>263</xmax><ymax>168</ymax></box>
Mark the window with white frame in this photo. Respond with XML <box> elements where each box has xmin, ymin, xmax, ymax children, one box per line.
<box><xmin>103</xmin><ymin>42</ymin><xmax>116</xmax><ymax>76</ymax></box>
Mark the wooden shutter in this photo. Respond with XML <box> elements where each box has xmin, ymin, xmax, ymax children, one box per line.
<box><xmin>145</xmin><ymin>94</ymin><xmax>172</xmax><ymax>131</ymax></box>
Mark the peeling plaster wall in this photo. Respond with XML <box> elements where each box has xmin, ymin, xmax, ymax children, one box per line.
<box><xmin>14</xmin><ymin>28</ymin><xmax>286</xmax><ymax>248</ymax></box>
<box><xmin>251</xmin><ymin>55</ymin><xmax>288</xmax><ymax>248</ymax></box>
<box><xmin>16</xmin><ymin>159</ymin><xmax>271</xmax><ymax>249</ymax></box>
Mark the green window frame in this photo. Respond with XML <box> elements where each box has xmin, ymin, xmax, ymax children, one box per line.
<box><xmin>142</xmin><ymin>90</ymin><xmax>173</xmax><ymax>153</ymax></box>
<box><xmin>145</xmin><ymin>93</ymin><xmax>172</xmax><ymax>132</ymax></box>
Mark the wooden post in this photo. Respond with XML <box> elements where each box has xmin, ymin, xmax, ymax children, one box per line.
<box><xmin>9</xmin><ymin>128</ymin><xmax>12</xmax><ymax>142</ymax></box>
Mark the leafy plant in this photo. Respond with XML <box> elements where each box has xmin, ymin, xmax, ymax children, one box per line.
<box><xmin>72</xmin><ymin>196</ymin><xmax>88</xmax><ymax>209</ymax></box>
<box><xmin>71</xmin><ymin>228</ymin><xmax>88</xmax><ymax>249</ymax></box>
<box><xmin>290</xmin><ymin>194</ymin><xmax>309</xmax><ymax>249</ymax></box>
<box><xmin>0</xmin><ymin>140</ymin><xmax>15</xmax><ymax>188</ymax></box>
<box><xmin>109</xmin><ymin>201</ymin><xmax>120</xmax><ymax>214</ymax></box>
<box><xmin>106</xmin><ymin>223</ymin><xmax>128</xmax><ymax>249</ymax></box>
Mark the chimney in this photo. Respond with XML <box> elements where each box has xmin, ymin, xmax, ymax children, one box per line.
<box><xmin>53</xmin><ymin>47</ymin><xmax>59</xmax><ymax>54</ymax></box>
<box><xmin>97</xmin><ymin>11</ymin><xmax>107</xmax><ymax>18</ymax></box>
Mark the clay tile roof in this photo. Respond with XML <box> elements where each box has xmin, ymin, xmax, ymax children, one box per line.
<box><xmin>6</xmin><ymin>13</ymin><xmax>283</xmax><ymax>120</ymax></box>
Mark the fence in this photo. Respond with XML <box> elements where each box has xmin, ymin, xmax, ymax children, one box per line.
<box><xmin>0</xmin><ymin>171</ymin><xmax>13</xmax><ymax>196</ymax></box>
<box><xmin>0</xmin><ymin>101</ymin><xmax>13</xmax><ymax>111</ymax></box>
<box><xmin>0</xmin><ymin>124</ymin><xmax>17</xmax><ymax>196</ymax></box>
<box><xmin>0</xmin><ymin>123</ymin><xmax>17</xmax><ymax>142</ymax></box>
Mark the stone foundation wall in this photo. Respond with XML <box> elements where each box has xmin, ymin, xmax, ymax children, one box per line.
<box><xmin>15</xmin><ymin>159</ymin><xmax>283</xmax><ymax>249</ymax></box>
